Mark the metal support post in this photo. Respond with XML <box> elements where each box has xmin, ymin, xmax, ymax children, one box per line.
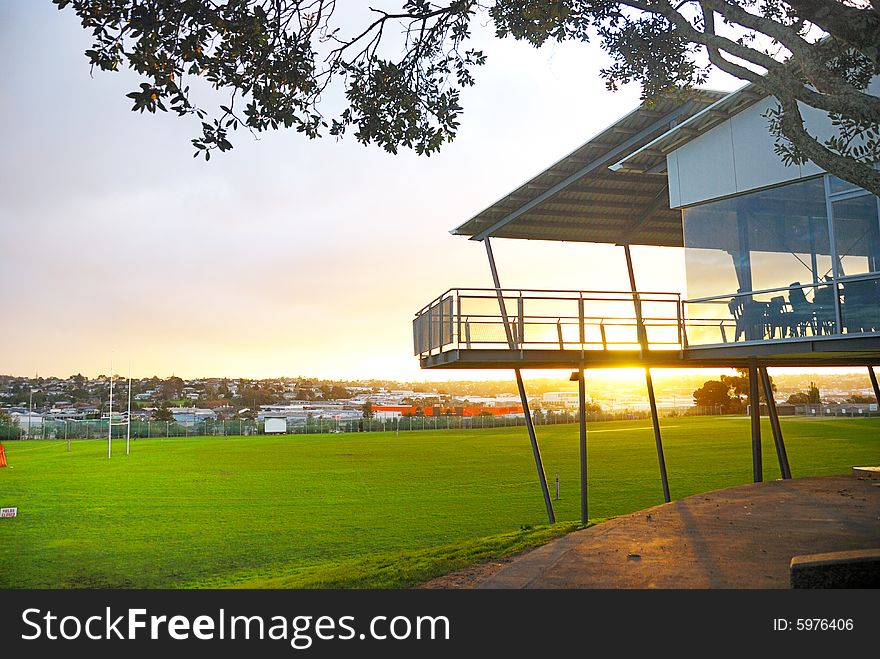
<box><xmin>578</xmin><ymin>368</ymin><xmax>588</xmax><ymax>525</ymax></box>
<box><xmin>485</xmin><ymin>238</ymin><xmax>555</xmax><ymax>524</ymax></box>
<box><xmin>646</xmin><ymin>369</ymin><xmax>671</xmax><ymax>502</ymax></box>
<box><xmin>623</xmin><ymin>244</ymin><xmax>646</xmax><ymax>352</ymax></box>
<box><xmin>759</xmin><ymin>366</ymin><xmax>791</xmax><ymax>480</ymax></box>
<box><xmin>748</xmin><ymin>362</ymin><xmax>763</xmax><ymax>482</ymax></box>
<box><xmin>624</xmin><ymin>243</ymin><xmax>670</xmax><ymax>502</ymax></box>
<box><xmin>869</xmin><ymin>366</ymin><xmax>880</xmax><ymax>405</ymax></box>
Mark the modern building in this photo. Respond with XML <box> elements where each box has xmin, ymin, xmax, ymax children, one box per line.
<box><xmin>412</xmin><ymin>84</ymin><xmax>880</xmax><ymax>524</ymax></box>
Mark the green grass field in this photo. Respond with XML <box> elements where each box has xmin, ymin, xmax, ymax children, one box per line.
<box><xmin>0</xmin><ymin>415</ymin><xmax>877</xmax><ymax>589</ymax></box>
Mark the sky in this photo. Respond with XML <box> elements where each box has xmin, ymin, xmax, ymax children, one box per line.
<box><xmin>0</xmin><ymin>1</ymin><xmax>752</xmax><ymax>382</ymax></box>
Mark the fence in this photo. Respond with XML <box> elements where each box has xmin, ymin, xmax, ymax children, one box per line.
<box><xmin>1</xmin><ymin>419</ymin><xmax>261</xmax><ymax>441</ymax></box>
<box><xmin>797</xmin><ymin>405</ymin><xmax>880</xmax><ymax>418</ymax></box>
<box><xmin>0</xmin><ymin>406</ymin><xmax>727</xmax><ymax>441</ymax></box>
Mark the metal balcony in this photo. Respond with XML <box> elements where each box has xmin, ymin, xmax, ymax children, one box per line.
<box><xmin>413</xmin><ymin>288</ymin><xmax>684</xmax><ymax>368</ymax></box>
<box><xmin>413</xmin><ymin>282</ymin><xmax>880</xmax><ymax>369</ymax></box>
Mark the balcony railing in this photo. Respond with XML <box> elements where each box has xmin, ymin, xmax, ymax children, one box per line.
<box><xmin>413</xmin><ymin>288</ymin><xmax>684</xmax><ymax>357</ymax></box>
<box><xmin>682</xmin><ymin>272</ymin><xmax>880</xmax><ymax>347</ymax></box>
<box><xmin>413</xmin><ymin>275</ymin><xmax>880</xmax><ymax>359</ymax></box>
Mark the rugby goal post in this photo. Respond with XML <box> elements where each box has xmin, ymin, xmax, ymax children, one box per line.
<box><xmin>106</xmin><ymin>364</ymin><xmax>133</xmax><ymax>459</ymax></box>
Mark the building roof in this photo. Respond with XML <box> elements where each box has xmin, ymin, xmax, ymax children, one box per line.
<box><xmin>611</xmin><ymin>83</ymin><xmax>766</xmax><ymax>175</ymax></box>
<box><xmin>450</xmin><ymin>89</ymin><xmax>729</xmax><ymax>248</ymax></box>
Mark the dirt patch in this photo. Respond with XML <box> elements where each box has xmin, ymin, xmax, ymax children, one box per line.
<box><xmin>418</xmin><ymin>549</ymin><xmax>532</xmax><ymax>589</ymax></box>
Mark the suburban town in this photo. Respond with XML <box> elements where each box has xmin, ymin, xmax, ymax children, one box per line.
<box><xmin>2</xmin><ymin>371</ymin><xmax>878</xmax><ymax>439</ymax></box>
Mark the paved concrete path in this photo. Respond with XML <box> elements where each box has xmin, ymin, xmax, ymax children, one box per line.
<box><xmin>478</xmin><ymin>474</ymin><xmax>880</xmax><ymax>588</ymax></box>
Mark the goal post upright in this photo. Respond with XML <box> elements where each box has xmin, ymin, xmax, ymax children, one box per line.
<box><xmin>126</xmin><ymin>366</ymin><xmax>132</xmax><ymax>456</ymax></box>
<box><xmin>108</xmin><ymin>363</ymin><xmax>113</xmax><ymax>460</ymax></box>
<box><xmin>106</xmin><ymin>358</ymin><xmax>133</xmax><ymax>459</ymax></box>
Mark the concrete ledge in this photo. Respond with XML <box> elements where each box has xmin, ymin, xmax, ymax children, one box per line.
<box><xmin>790</xmin><ymin>549</ymin><xmax>880</xmax><ymax>589</ymax></box>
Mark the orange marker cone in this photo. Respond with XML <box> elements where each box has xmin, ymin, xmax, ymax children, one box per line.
<box><xmin>0</xmin><ymin>443</ymin><xmax>6</xmax><ymax>468</ymax></box>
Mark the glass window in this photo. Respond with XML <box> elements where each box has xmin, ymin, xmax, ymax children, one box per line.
<box><xmin>683</xmin><ymin>177</ymin><xmax>831</xmax><ymax>301</ymax></box>
<box><xmin>682</xmin><ymin>176</ymin><xmax>880</xmax><ymax>345</ymax></box>
<box><xmin>833</xmin><ymin>193</ymin><xmax>880</xmax><ymax>334</ymax></box>
<box><xmin>839</xmin><ymin>275</ymin><xmax>880</xmax><ymax>334</ymax></box>
<box><xmin>832</xmin><ymin>194</ymin><xmax>880</xmax><ymax>277</ymax></box>
<box><xmin>828</xmin><ymin>175</ymin><xmax>861</xmax><ymax>195</ymax></box>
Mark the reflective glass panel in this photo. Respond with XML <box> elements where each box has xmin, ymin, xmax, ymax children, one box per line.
<box><xmin>832</xmin><ymin>194</ymin><xmax>880</xmax><ymax>277</ymax></box>
<box><xmin>828</xmin><ymin>175</ymin><xmax>861</xmax><ymax>195</ymax></box>
<box><xmin>683</xmin><ymin>178</ymin><xmax>831</xmax><ymax>301</ymax></box>
<box><xmin>834</xmin><ymin>193</ymin><xmax>880</xmax><ymax>334</ymax></box>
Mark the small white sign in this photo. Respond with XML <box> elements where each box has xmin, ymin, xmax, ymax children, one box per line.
<box><xmin>0</xmin><ymin>507</ymin><xmax>17</xmax><ymax>518</ymax></box>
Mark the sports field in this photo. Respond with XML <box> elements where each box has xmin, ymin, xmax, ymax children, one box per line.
<box><xmin>0</xmin><ymin>415</ymin><xmax>877</xmax><ymax>589</ymax></box>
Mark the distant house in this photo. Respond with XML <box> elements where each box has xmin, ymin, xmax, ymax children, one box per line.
<box><xmin>171</xmin><ymin>408</ymin><xmax>216</xmax><ymax>426</ymax></box>
<box><xmin>542</xmin><ymin>392</ymin><xmax>580</xmax><ymax>407</ymax></box>
<box><xmin>45</xmin><ymin>407</ymin><xmax>86</xmax><ymax>420</ymax></box>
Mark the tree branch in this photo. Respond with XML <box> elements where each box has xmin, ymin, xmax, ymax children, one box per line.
<box><xmin>784</xmin><ymin>0</ymin><xmax>880</xmax><ymax>65</ymax></box>
<box><xmin>704</xmin><ymin>0</ymin><xmax>880</xmax><ymax>121</ymax></box>
<box><xmin>775</xmin><ymin>96</ymin><xmax>880</xmax><ymax>195</ymax></box>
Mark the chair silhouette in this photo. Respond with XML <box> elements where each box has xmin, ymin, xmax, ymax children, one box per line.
<box><xmin>766</xmin><ymin>296</ymin><xmax>790</xmax><ymax>338</ymax></box>
<box><xmin>813</xmin><ymin>279</ymin><xmax>837</xmax><ymax>334</ymax></box>
<box><xmin>787</xmin><ymin>283</ymin><xmax>816</xmax><ymax>336</ymax></box>
<box><xmin>728</xmin><ymin>294</ymin><xmax>766</xmax><ymax>341</ymax></box>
